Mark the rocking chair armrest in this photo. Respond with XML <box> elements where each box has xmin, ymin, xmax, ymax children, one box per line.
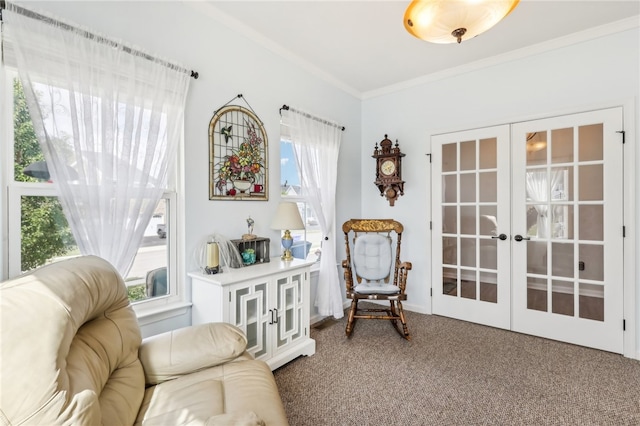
<box><xmin>397</xmin><ymin>261</ymin><xmax>412</xmax><ymax>293</ymax></box>
<box><xmin>342</xmin><ymin>259</ymin><xmax>354</xmax><ymax>292</ymax></box>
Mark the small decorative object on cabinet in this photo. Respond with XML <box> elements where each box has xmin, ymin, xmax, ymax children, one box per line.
<box><xmin>189</xmin><ymin>258</ymin><xmax>316</xmax><ymax>370</ymax></box>
<box><xmin>205</xmin><ymin>241</ymin><xmax>220</xmax><ymax>274</ymax></box>
<box><xmin>243</xmin><ymin>216</ymin><xmax>256</xmax><ymax>240</ymax></box>
<box><xmin>230</xmin><ymin>237</ymin><xmax>270</xmax><ymax>266</ymax></box>
<box><xmin>241</xmin><ymin>248</ymin><xmax>256</xmax><ymax>265</ymax></box>
<box><xmin>373</xmin><ymin>134</ymin><xmax>406</xmax><ymax>206</ymax></box>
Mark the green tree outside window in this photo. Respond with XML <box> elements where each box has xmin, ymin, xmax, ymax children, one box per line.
<box><xmin>13</xmin><ymin>79</ymin><xmax>76</xmax><ymax>271</ymax></box>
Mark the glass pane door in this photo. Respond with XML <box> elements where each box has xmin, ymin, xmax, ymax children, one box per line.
<box><xmin>432</xmin><ymin>125</ymin><xmax>511</xmax><ymax>329</ymax></box>
<box><xmin>512</xmin><ymin>108</ymin><xmax>624</xmax><ymax>353</ymax></box>
<box><xmin>230</xmin><ymin>280</ymin><xmax>269</xmax><ymax>359</ymax></box>
<box><xmin>275</xmin><ymin>273</ymin><xmax>304</xmax><ymax>353</ymax></box>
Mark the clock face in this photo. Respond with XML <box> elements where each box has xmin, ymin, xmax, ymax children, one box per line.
<box><xmin>381</xmin><ymin>159</ymin><xmax>396</xmax><ymax>176</ymax></box>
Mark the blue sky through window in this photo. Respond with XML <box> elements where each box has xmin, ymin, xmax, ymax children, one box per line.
<box><xmin>280</xmin><ymin>141</ymin><xmax>300</xmax><ymax>187</ymax></box>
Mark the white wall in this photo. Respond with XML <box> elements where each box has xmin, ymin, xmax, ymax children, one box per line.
<box><xmin>26</xmin><ymin>1</ymin><xmax>362</xmax><ymax>333</ymax></box>
<box><xmin>17</xmin><ymin>3</ymin><xmax>640</xmax><ymax>355</ymax></box>
<box><xmin>361</xmin><ymin>28</ymin><xmax>640</xmax><ymax>355</ymax></box>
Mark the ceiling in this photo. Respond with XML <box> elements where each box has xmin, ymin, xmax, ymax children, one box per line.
<box><xmin>198</xmin><ymin>1</ymin><xmax>640</xmax><ymax>97</ymax></box>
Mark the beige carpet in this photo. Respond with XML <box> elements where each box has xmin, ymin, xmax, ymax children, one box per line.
<box><xmin>273</xmin><ymin>306</ymin><xmax>640</xmax><ymax>425</ymax></box>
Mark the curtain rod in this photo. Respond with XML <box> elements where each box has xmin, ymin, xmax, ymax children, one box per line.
<box><xmin>0</xmin><ymin>1</ymin><xmax>199</xmax><ymax>79</ymax></box>
<box><xmin>280</xmin><ymin>105</ymin><xmax>345</xmax><ymax>131</ymax></box>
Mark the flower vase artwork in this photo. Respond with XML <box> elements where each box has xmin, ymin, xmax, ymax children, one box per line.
<box><xmin>217</xmin><ymin>123</ymin><xmax>263</xmax><ymax>194</ymax></box>
<box><xmin>209</xmin><ymin>102</ymin><xmax>268</xmax><ymax>201</ymax></box>
<box><xmin>231</xmin><ymin>178</ymin><xmax>252</xmax><ymax>193</ymax></box>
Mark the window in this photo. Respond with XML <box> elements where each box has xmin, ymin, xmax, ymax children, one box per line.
<box><xmin>280</xmin><ymin>139</ymin><xmax>321</xmax><ymax>261</ymax></box>
<box><xmin>4</xmin><ymin>75</ymin><xmax>177</xmax><ymax>304</ymax></box>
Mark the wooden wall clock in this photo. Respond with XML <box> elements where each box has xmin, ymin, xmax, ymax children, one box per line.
<box><xmin>373</xmin><ymin>134</ymin><xmax>405</xmax><ymax>206</ymax></box>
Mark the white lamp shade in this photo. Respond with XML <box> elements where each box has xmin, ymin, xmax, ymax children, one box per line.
<box><xmin>270</xmin><ymin>202</ymin><xmax>305</xmax><ymax>230</ymax></box>
<box><xmin>404</xmin><ymin>0</ymin><xmax>520</xmax><ymax>44</ymax></box>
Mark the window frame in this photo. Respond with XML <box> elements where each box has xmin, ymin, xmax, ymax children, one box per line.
<box><xmin>2</xmin><ymin>69</ymin><xmax>183</xmax><ymax>310</ymax></box>
<box><xmin>279</xmin><ymin>139</ymin><xmax>321</xmax><ymax>262</ymax></box>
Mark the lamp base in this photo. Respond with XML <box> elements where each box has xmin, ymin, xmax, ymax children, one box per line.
<box><xmin>281</xmin><ymin>233</ymin><xmax>294</xmax><ymax>261</ymax></box>
<box><xmin>281</xmin><ymin>248</ymin><xmax>294</xmax><ymax>261</ymax></box>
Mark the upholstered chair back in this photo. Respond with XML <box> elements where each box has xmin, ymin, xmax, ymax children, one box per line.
<box><xmin>352</xmin><ymin>233</ymin><xmax>393</xmax><ymax>282</ymax></box>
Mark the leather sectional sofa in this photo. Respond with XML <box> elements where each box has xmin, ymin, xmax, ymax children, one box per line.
<box><xmin>0</xmin><ymin>255</ymin><xmax>288</xmax><ymax>425</ymax></box>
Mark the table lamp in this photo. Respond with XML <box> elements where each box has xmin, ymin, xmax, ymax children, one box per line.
<box><xmin>270</xmin><ymin>201</ymin><xmax>305</xmax><ymax>261</ymax></box>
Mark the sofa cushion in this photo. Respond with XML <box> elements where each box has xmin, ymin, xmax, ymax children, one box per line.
<box><xmin>205</xmin><ymin>412</ymin><xmax>265</xmax><ymax>426</ymax></box>
<box><xmin>139</xmin><ymin>322</ymin><xmax>248</xmax><ymax>385</ymax></box>
<box><xmin>135</xmin><ymin>360</ymin><xmax>285</xmax><ymax>426</ymax></box>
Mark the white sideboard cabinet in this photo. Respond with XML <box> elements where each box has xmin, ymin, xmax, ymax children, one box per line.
<box><xmin>188</xmin><ymin>258</ymin><xmax>316</xmax><ymax>370</ymax></box>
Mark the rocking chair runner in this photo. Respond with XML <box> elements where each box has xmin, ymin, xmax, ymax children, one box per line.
<box><xmin>341</xmin><ymin>219</ymin><xmax>412</xmax><ymax>339</ymax></box>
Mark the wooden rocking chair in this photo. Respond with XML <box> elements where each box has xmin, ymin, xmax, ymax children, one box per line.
<box><xmin>341</xmin><ymin>219</ymin><xmax>412</xmax><ymax>340</ymax></box>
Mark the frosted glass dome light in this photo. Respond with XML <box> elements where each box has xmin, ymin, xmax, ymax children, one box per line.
<box><xmin>404</xmin><ymin>0</ymin><xmax>520</xmax><ymax>44</ymax></box>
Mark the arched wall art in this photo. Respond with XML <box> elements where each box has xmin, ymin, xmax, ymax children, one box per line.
<box><xmin>209</xmin><ymin>98</ymin><xmax>268</xmax><ymax>201</ymax></box>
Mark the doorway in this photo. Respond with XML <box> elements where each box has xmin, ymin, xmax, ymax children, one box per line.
<box><xmin>431</xmin><ymin>107</ymin><xmax>625</xmax><ymax>353</ymax></box>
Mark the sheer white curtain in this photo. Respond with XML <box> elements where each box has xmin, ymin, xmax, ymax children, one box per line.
<box><xmin>525</xmin><ymin>169</ymin><xmax>565</xmax><ymax>238</ymax></box>
<box><xmin>3</xmin><ymin>4</ymin><xmax>191</xmax><ymax>276</ymax></box>
<box><xmin>281</xmin><ymin>108</ymin><xmax>344</xmax><ymax>319</ymax></box>
<box><xmin>526</xmin><ymin>171</ymin><xmax>549</xmax><ymax>238</ymax></box>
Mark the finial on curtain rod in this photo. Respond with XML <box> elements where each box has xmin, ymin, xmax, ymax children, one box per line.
<box><xmin>279</xmin><ymin>104</ymin><xmax>345</xmax><ymax>131</ymax></box>
<box><xmin>0</xmin><ymin>1</ymin><xmax>199</xmax><ymax>79</ymax></box>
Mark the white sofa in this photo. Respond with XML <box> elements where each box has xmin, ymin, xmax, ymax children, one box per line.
<box><xmin>0</xmin><ymin>255</ymin><xmax>288</xmax><ymax>425</ymax></box>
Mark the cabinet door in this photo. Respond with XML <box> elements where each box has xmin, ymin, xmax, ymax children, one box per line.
<box><xmin>273</xmin><ymin>271</ymin><xmax>307</xmax><ymax>354</ymax></box>
<box><xmin>229</xmin><ymin>279</ymin><xmax>270</xmax><ymax>360</ymax></box>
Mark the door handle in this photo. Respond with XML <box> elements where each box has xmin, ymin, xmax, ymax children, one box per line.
<box><xmin>491</xmin><ymin>233</ymin><xmax>508</xmax><ymax>240</ymax></box>
<box><xmin>273</xmin><ymin>308</ymin><xmax>279</xmax><ymax>324</ymax></box>
<box><xmin>514</xmin><ymin>234</ymin><xmax>531</xmax><ymax>242</ymax></box>
<box><xmin>268</xmin><ymin>309</ymin><xmax>274</xmax><ymax>325</ymax></box>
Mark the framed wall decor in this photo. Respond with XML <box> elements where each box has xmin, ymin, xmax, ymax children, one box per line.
<box><xmin>209</xmin><ymin>103</ymin><xmax>268</xmax><ymax>200</ymax></box>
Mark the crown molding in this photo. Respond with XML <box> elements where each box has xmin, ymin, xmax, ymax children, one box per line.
<box><xmin>181</xmin><ymin>2</ymin><xmax>638</xmax><ymax>101</ymax></box>
<box><xmin>185</xmin><ymin>1</ymin><xmax>361</xmax><ymax>99</ymax></box>
<box><xmin>362</xmin><ymin>15</ymin><xmax>640</xmax><ymax>100</ymax></box>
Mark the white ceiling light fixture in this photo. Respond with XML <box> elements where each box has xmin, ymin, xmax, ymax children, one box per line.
<box><xmin>404</xmin><ymin>0</ymin><xmax>520</xmax><ymax>44</ymax></box>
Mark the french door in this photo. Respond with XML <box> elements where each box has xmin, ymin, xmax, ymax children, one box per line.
<box><xmin>511</xmin><ymin>108</ymin><xmax>624</xmax><ymax>352</ymax></box>
<box><xmin>432</xmin><ymin>125</ymin><xmax>512</xmax><ymax>330</ymax></box>
<box><xmin>432</xmin><ymin>108</ymin><xmax>625</xmax><ymax>353</ymax></box>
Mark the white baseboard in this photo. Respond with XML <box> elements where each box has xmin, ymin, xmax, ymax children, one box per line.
<box><xmin>310</xmin><ymin>313</ymin><xmax>326</xmax><ymax>325</ymax></box>
<box><xmin>308</xmin><ymin>300</ymin><xmax>350</xmax><ymax>325</ymax></box>
<box><xmin>403</xmin><ymin>302</ymin><xmax>430</xmax><ymax>315</ymax></box>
